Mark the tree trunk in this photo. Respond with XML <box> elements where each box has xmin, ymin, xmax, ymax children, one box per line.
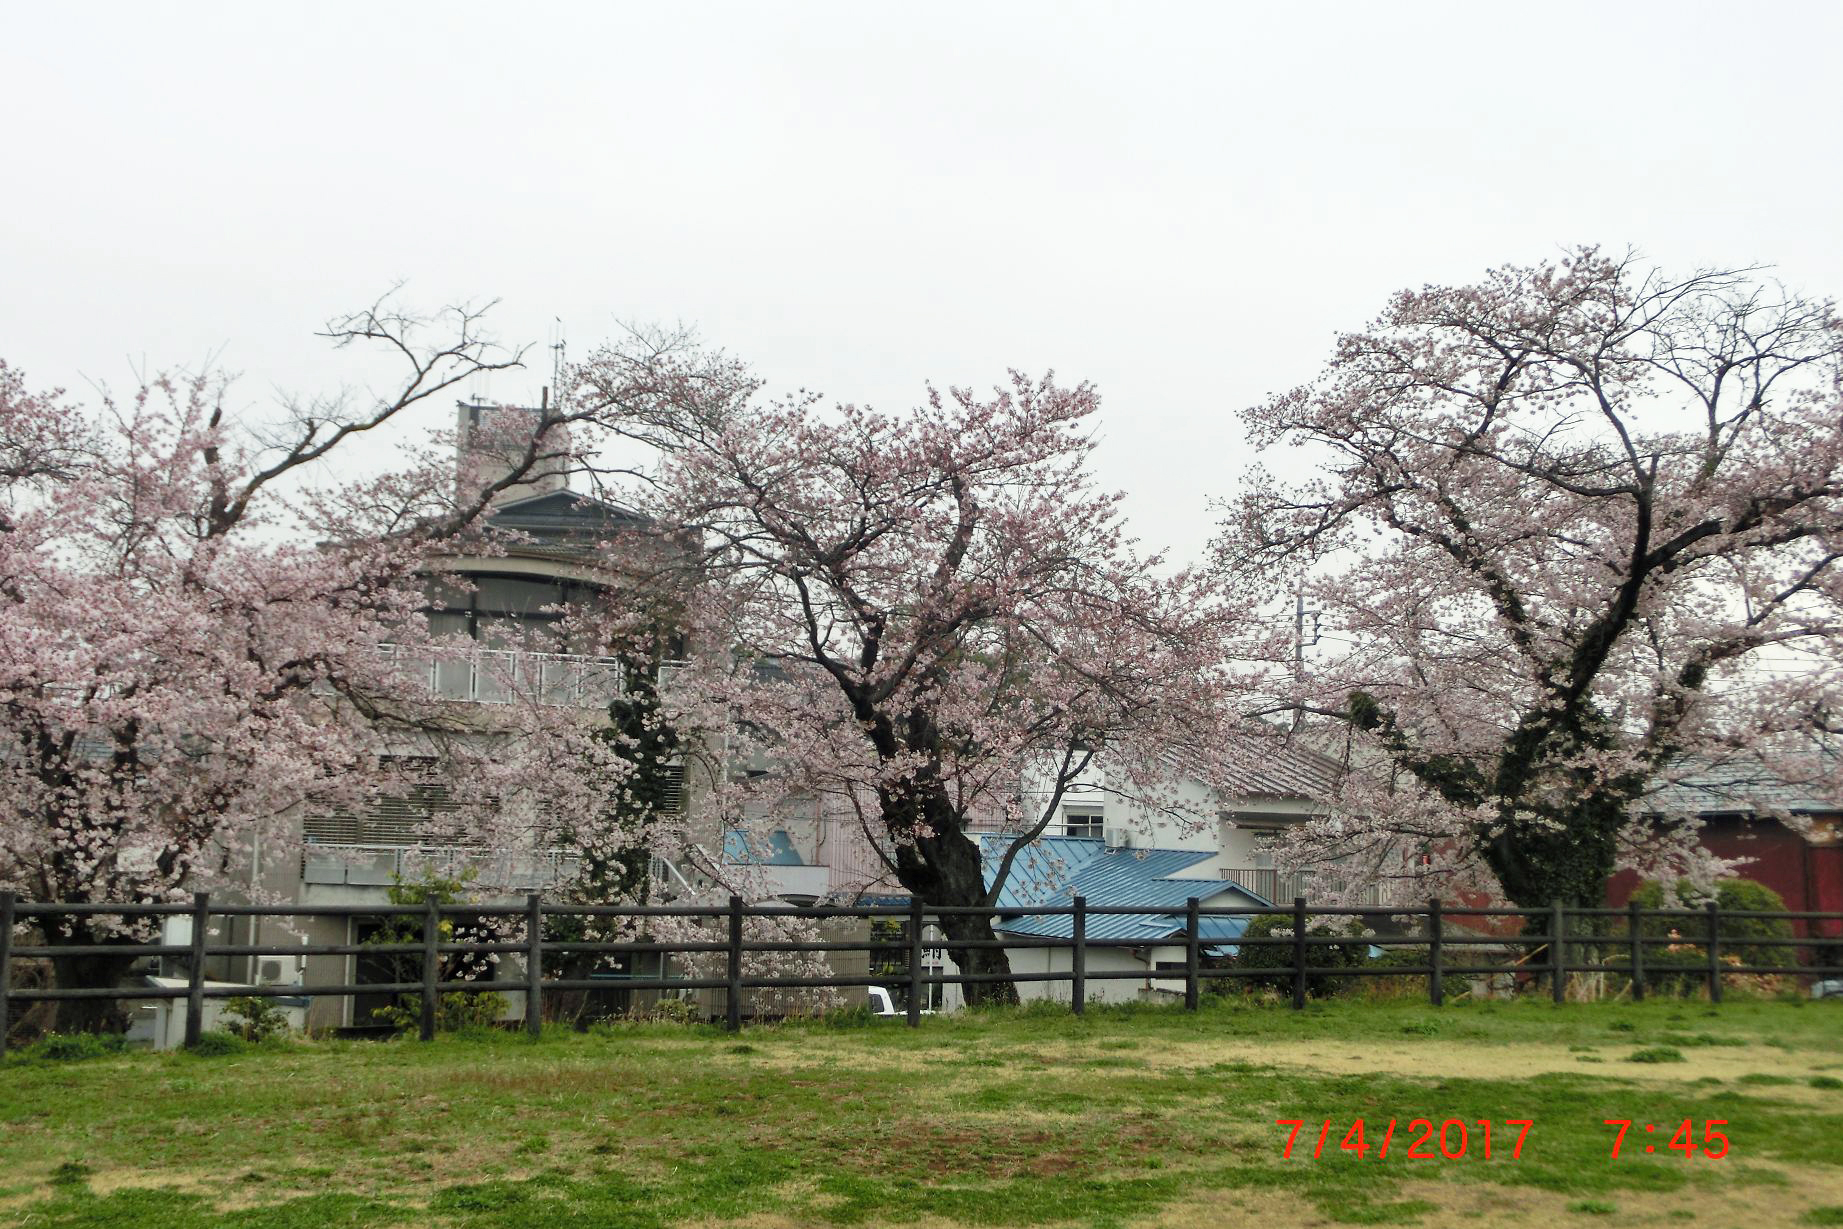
<box><xmin>932</xmin><ymin>908</ymin><xmax>1018</xmax><ymax>1008</ymax></box>
<box><xmin>47</xmin><ymin>949</ymin><xmax>139</xmax><ymax>1035</ymax></box>
<box><xmin>889</xmin><ymin>803</ymin><xmax>1018</xmax><ymax>1007</ymax></box>
<box><xmin>1478</xmin><ymin>783</ymin><xmax>1629</xmax><ymax>997</ymax></box>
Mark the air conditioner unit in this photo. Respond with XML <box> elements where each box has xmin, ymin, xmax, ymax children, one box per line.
<box><xmin>1104</xmin><ymin>827</ymin><xmax>1130</xmax><ymax>850</ymax></box>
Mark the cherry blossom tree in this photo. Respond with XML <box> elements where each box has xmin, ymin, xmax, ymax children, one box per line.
<box><xmin>573</xmin><ymin>337</ymin><xmax>1256</xmax><ymax>1003</ymax></box>
<box><xmin>1222</xmin><ymin>249</ymin><xmax>1843</xmax><ymax>910</ymax></box>
<box><xmin>0</xmin><ymin>302</ymin><xmax>646</xmax><ymax>1030</ymax></box>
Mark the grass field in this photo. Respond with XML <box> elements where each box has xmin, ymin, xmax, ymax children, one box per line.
<box><xmin>3</xmin><ymin>997</ymin><xmax>1842</xmax><ymax>1228</ymax></box>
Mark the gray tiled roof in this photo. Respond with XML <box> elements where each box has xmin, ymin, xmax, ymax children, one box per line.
<box><xmin>1646</xmin><ymin>751</ymin><xmax>1842</xmax><ymax>817</ymax></box>
<box><xmin>1171</xmin><ymin>725</ymin><xmax>1350</xmax><ymax>803</ymax></box>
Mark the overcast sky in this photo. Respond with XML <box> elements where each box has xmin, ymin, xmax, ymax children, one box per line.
<box><xmin>4</xmin><ymin>1</ymin><xmax>1840</xmax><ymax>565</ymax></box>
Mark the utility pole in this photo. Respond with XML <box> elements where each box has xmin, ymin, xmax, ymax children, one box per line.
<box><xmin>1292</xmin><ymin>583</ymin><xmax>1320</xmax><ymax>730</ymax></box>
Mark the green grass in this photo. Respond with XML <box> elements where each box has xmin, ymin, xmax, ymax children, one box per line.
<box><xmin>1629</xmin><ymin>1046</ymin><xmax>1689</xmax><ymax>1063</ymax></box>
<box><xmin>3</xmin><ymin>998</ymin><xmax>1840</xmax><ymax>1228</ymax></box>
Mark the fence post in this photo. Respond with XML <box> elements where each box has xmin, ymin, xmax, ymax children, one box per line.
<box><xmin>0</xmin><ymin>890</ymin><xmax>14</xmax><ymax>1060</ymax></box>
<box><xmin>524</xmin><ymin>893</ymin><xmax>543</xmax><ymax>1039</ymax></box>
<box><xmin>1427</xmin><ymin>897</ymin><xmax>1444</xmax><ymax>1008</ymax></box>
<box><xmin>1184</xmin><ymin>897</ymin><xmax>1200</xmax><ymax>1012</ymax></box>
<box><xmin>1628</xmin><ymin>898</ymin><xmax>1645</xmax><ymax>1002</ymax></box>
<box><xmin>1706</xmin><ymin>900</ymin><xmax>1722</xmax><ymax>1004</ymax></box>
<box><xmin>419</xmin><ymin>897</ymin><xmax>439</xmax><ymax>1042</ymax></box>
<box><xmin>1549</xmin><ymin>899</ymin><xmax>1566</xmax><ymax>1005</ymax></box>
<box><xmin>906</xmin><ymin>898</ymin><xmax>923</xmax><ymax>1028</ymax></box>
<box><xmin>1291</xmin><ymin>897</ymin><xmax>1307</xmax><ymax>1010</ymax></box>
<box><xmin>725</xmin><ymin>895</ymin><xmax>743</xmax><ymax>1033</ymax></box>
<box><xmin>184</xmin><ymin>892</ymin><xmax>209</xmax><ymax>1048</ymax></box>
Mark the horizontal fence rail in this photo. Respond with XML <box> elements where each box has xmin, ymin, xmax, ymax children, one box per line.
<box><xmin>2</xmin><ymin>890</ymin><xmax>1841</xmax><ymax>1053</ymax></box>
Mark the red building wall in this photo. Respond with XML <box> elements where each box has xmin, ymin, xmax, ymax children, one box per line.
<box><xmin>1607</xmin><ymin>814</ymin><xmax>1843</xmax><ymax>938</ymax></box>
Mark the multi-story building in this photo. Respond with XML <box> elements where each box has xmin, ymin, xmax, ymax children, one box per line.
<box><xmin>217</xmin><ymin>402</ymin><xmax>694</xmax><ymax>1032</ymax></box>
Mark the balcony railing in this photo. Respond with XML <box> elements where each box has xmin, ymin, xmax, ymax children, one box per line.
<box><xmin>302</xmin><ymin>843</ymin><xmax>581</xmax><ymax>889</ymax></box>
<box><xmin>1220</xmin><ymin>867</ymin><xmax>1386</xmax><ymax>907</ymax></box>
<box><xmin>376</xmin><ymin>644</ymin><xmax>636</xmax><ymax>709</ymax></box>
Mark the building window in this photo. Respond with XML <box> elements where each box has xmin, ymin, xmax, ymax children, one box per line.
<box><xmin>305</xmin><ymin>755</ymin><xmax>460</xmax><ymax>846</ymax></box>
<box><xmin>1062</xmin><ymin>807</ymin><xmax>1104</xmax><ymax>839</ymax></box>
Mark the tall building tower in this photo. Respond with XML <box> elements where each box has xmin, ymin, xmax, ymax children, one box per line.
<box><xmin>455</xmin><ymin>399</ymin><xmax>571</xmax><ymax>508</ymax></box>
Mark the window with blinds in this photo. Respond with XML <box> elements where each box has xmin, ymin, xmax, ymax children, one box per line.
<box><xmin>304</xmin><ymin>757</ymin><xmax>462</xmax><ymax>846</ymax></box>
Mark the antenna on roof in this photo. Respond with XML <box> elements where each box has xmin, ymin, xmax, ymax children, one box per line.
<box><xmin>549</xmin><ymin>317</ymin><xmax>567</xmax><ymax>418</ymax></box>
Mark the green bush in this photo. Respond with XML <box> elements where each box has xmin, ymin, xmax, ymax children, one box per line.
<box><xmin>223</xmin><ymin>995</ymin><xmax>289</xmax><ymax>1042</ymax></box>
<box><xmin>1364</xmin><ymin>945</ymin><xmax>1470</xmax><ymax>1001</ymax></box>
<box><xmin>1624</xmin><ymin>877</ymin><xmax>1796</xmax><ymax>993</ymax></box>
<box><xmin>16</xmin><ymin>1033</ymin><xmax>128</xmax><ymax>1064</ymax></box>
<box><xmin>645</xmin><ymin>997</ymin><xmax>700</xmax><ymax>1026</ymax></box>
<box><xmin>372</xmin><ymin>990</ymin><xmax>506</xmax><ymax>1036</ymax></box>
<box><xmin>1231</xmin><ymin>915</ymin><xmax>1370</xmax><ymax>998</ymax></box>
<box><xmin>363</xmin><ymin>871</ymin><xmax>510</xmax><ymax>1034</ymax></box>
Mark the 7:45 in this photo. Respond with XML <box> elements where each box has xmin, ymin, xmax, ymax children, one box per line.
<box><xmin>1603</xmin><ymin>1119</ymin><xmax>1729</xmax><ymax>1159</ymax></box>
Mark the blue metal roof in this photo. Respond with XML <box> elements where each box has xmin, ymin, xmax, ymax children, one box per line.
<box><xmin>978</xmin><ymin>834</ymin><xmax>1268</xmax><ymax>946</ymax></box>
<box><xmin>722</xmin><ymin>828</ymin><xmax>805</xmax><ymax>866</ymax></box>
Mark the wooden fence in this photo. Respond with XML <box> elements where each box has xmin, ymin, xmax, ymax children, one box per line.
<box><xmin>3</xmin><ymin>890</ymin><xmax>1840</xmax><ymax>1055</ymax></box>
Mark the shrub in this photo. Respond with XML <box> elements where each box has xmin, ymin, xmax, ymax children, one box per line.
<box><xmin>1231</xmin><ymin>915</ymin><xmax>1370</xmax><ymax>997</ymax></box>
<box><xmin>19</xmin><ymin>1033</ymin><xmax>127</xmax><ymax>1064</ymax></box>
<box><xmin>372</xmin><ymin>990</ymin><xmax>506</xmax><ymax>1036</ymax></box>
<box><xmin>1362</xmin><ymin>946</ymin><xmax>1469</xmax><ymax>1001</ymax></box>
<box><xmin>362</xmin><ymin>871</ymin><xmax>511</xmax><ymax>1034</ymax></box>
<box><xmin>223</xmin><ymin>996</ymin><xmax>289</xmax><ymax>1042</ymax></box>
<box><xmin>649</xmin><ymin>997</ymin><xmax>701</xmax><ymax>1025</ymax></box>
<box><xmin>1624</xmin><ymin>877</ymin><xmax>1796</xmax><ymax>995</ymax></box>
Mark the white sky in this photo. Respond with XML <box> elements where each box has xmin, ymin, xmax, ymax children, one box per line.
<box><xmin>4</xmin><ymin>1</ymin><xmax>1841</xmax><ymax>566</ymax></box>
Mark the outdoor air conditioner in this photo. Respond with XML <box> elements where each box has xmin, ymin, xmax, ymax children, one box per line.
<box><xmin>1104</xmin><ymin>827</ymin><xmax>1130</xmax><ymax>850</ymax></box>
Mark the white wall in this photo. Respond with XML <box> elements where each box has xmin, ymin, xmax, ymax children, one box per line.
<box><xmin>1019</xmin><ymin>753</ymin><xmax>1342</xmax><ymax>883</ymax></box>
<box><xmin>999</xmin><ymin>944</ymin><xmax>1195</xmax><ymax>1006</ymax></box>
<box><xmin>1018</xmin><ymin>759</ymin><xmax>1220</xmax><ymax>851</ymax></box>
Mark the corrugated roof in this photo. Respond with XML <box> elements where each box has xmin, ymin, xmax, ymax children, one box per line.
<box><xmin>979</xmin><ymin>834</ymin><xmax>1267</xmax><ymax>945</ymax></box>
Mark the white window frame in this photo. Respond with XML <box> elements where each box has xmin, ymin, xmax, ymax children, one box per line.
<box><xmin>1062</xmin><ymin>806</ymin><xmax>1105</xmax><ymax>839</ymax></box>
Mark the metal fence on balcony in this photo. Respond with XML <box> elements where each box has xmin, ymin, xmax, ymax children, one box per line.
<box><xmin>301</xmin><ymin>844</ymin><xmax>581</xmax><ymax>890</ymax></box>
<box><xmin>1219</xmin><ymin>867</ymin><xmax>1386</xmax><ymax>907</ymax></box>
<box><xmin>376</xmin><ymin>643</ymin><xmax>626</xmax><ymax>708</ymax></box>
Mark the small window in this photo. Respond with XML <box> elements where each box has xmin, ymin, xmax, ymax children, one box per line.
<box><xmin>1062</xmin><ymin>807</ymin><xmax>1104</xmax><ymax>839</ymax></box>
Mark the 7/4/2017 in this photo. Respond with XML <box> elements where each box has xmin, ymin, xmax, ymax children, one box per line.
<box><xmin>1277</xmin><ymin>1119</ymin><xmax>1532</xmax><ymax>1161</ymax></box>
